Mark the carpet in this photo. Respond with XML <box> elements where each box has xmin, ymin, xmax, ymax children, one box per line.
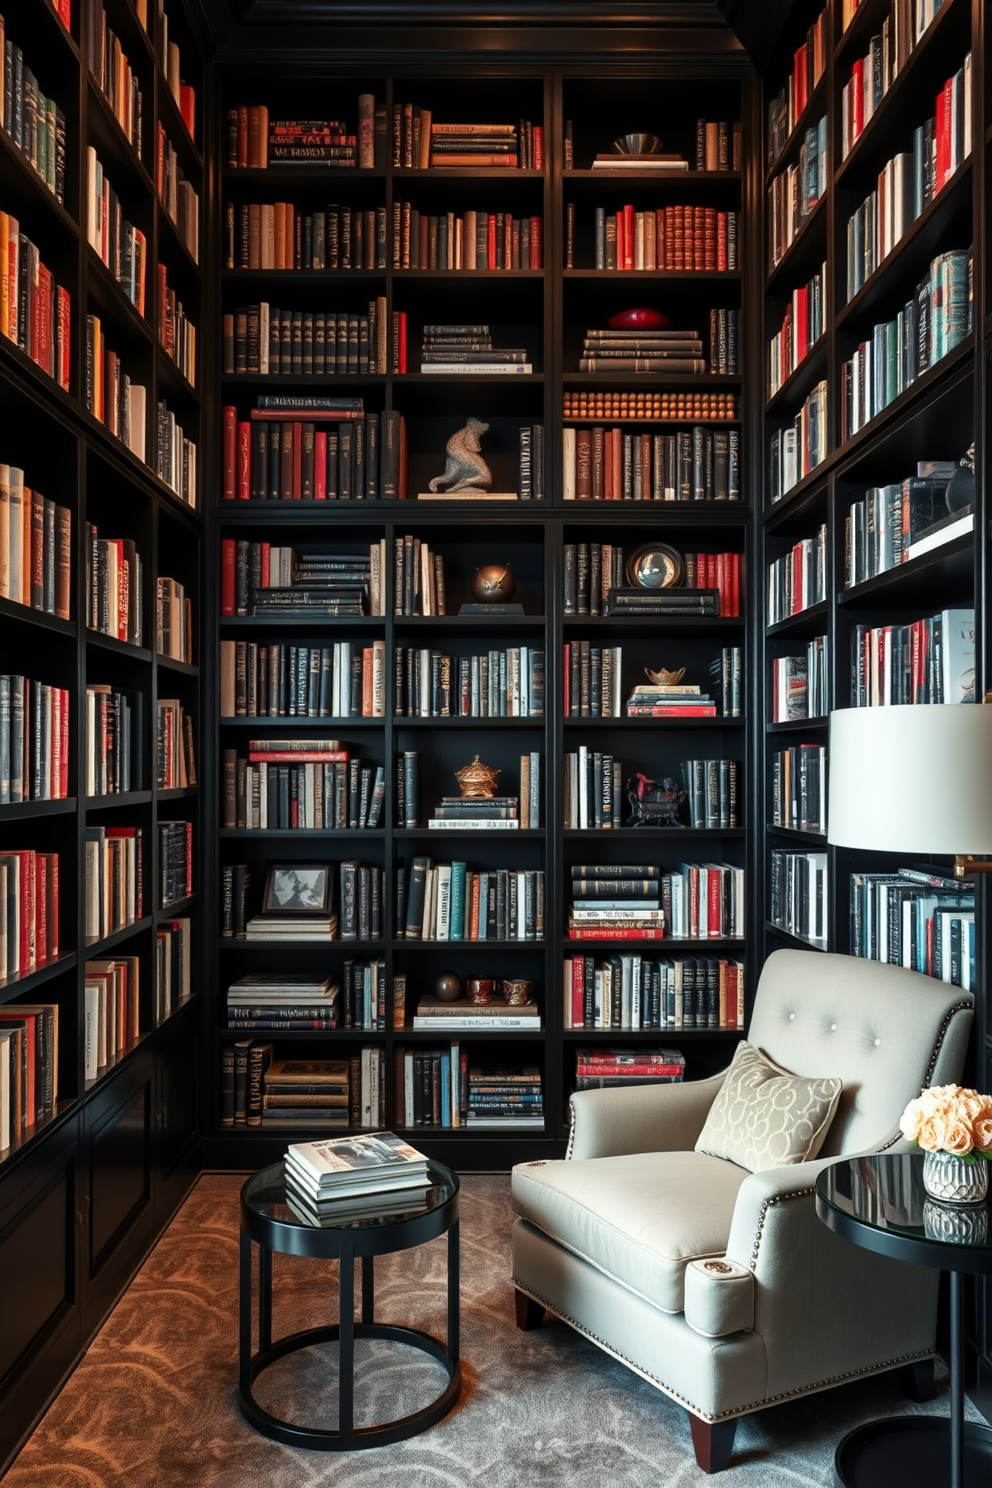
<box><xmin>5</xmin><ymin>1172</ymin><xmax>974</xmax><ymax>1488</ymax></box>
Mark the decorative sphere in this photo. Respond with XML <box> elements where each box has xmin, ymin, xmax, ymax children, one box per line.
<box><xmin>472</xmin><ymin>564</ymin><xmax>516</xmax><ymax>603</ymax></box>
<box><xmin>435</xmin><ymin>972</ymin><xmax>463</xmax><ymax>1003</ymax></box>
<box><xmin>608</xmin><ymin>308</ymin><xmax>669</xmax><ymax>330</ymax></box>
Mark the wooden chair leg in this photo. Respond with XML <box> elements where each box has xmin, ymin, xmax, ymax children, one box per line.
<box><xmin>514</xmin><ymin>1288</ymin><xmax>545</xmax><ymax>1331</ymax></box>
<box><xmin>688</xmin><ymin>1412</ymin><xmax>738</xmax><ymax>1473</ymax></box>
<box><xmin>899</xmin><ymin>1358</ymin><xmax>935</xmax><ymax>1402</ymax></box>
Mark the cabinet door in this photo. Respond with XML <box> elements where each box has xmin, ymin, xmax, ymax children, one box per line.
<box><xmin>0</xmin><ymin>1120</ymin><xmax>80</xmax><ymax>1470</ymax></box>
<box><xmin>157</xmin><ymin>1018</ymin><xmax>200</xmax><ymax>1185</ymax></box>
<box><xmin>81</xmin><ymin>1056</ymin><xmax>154</xmax><ymax>1340</ymax></box>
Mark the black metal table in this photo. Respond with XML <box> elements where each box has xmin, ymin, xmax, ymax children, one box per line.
<box><xmin>238</xmin><ymin>1159</ymin><xmax>460</xmax><ymax>1450</ymax></box>
<box><xmin>816</xmin><ymin>1153</ymin><xmax>992</xmax><ymax>1488</ymax></box>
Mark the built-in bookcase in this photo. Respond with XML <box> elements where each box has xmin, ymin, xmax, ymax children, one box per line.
<box><xmin>206</xmin><ymin>63</ymin><xmax>755</xmax><ymax>1170</ymax></box>
<box><xmin>0</xmin><ymin>0</ymin><xmax>205</xmax><ymax>1469</ymax></box>
<box><xmin>760</xmin><ymin>0</ymin><xmax>990</xmax><ymax>1415</ymax></box>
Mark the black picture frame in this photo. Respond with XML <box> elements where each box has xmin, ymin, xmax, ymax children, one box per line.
<box><xmin>261</xmin><ymin>864</ymin><xmax>333</xmax><ymax>915</ymax></box>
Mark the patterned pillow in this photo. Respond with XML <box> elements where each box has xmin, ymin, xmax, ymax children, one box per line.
<box><xmin>695</xmin><ymin>1041</ymin><xmax>842</xmax><ymax>1173</ymax></box>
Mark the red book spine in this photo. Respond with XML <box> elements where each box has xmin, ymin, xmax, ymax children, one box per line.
<box><xmin>221</xmin><ymin>539</ymin><xmax>236</xmax><ymax>615</ymax></box>
<box><xmin>578</xmin><ymin>1065</ymin><xmax>685</xmax><ymax>1078</ymax></box>
<box><xmin>35</xmin><ymin>856</ymin><xmax>47</xmax><ymax>966</ymax></box>
<box><xmin>732</xmin><ymin>553</ymin><xmax>740</xmax><ymax>618</ymax></box>
<box><xmin>57</xmin><ymin>286</ymin><xmax>70</xmax><ymax>389</ymax></box>
<box><xmin>624</xmin><ymin>705</ymin><xmax>718</xmax><ymax>719</ymax></box>
<box><xmin>708</xmin><ymin>869</ymin><xmax>723</xmax><ymax>937</ymax></box>
<box><xmin>247</xmin><ymin>750</ymin><xmax>349</xmax><ymax>763</ymax></box>
<box><xmin>185</xmin><ymin>821</ymin><xmax>193</xmax><ymax>896</ymax></box>
<box><xmin>532</xmin><ymin>126</ymin><xmax>544</xmax><ymax>170</ymax></box>
<box><xmin>529</xmin><ymin>217</ymin><xmax>542</xmax><ymax>269</ymax></box>
<box><xmin>49</xmin><ymin>854</ymin><xmax>58</xmax><ymax>961</ymax></box>
<box><xmin>314</xmin><ymin>431</ymin><xmax>327</xmax><ymax>498</ymax></box>
<box><xmin>486</xmin><ymin>214</ymin><xmax>496</xmax><ymax>270</ymax></box>
<box><xmin>238</xmin><ymin>420</ymin><xmax>251</xmax><ymax>499</ymax></box>
<box><xmin>292</xmin><ymin>421</ymin><xmax>302</xmax><ymax>498</ymax></box>
<box><xmin>568</xmin><ymin>927</ymin><xmax>666</xmax><ymax>941</ymax></box>
<box><xmin>222</xmin><ymin>406</ymin><xmax>236</xmax><ymax>499</ymax></box>
<box><xmin>21</xmin><ymin>850</ymin><xmax>36</xmax><ymax>972</ymax></box>
<box><xmin>260</xmin><ymin>541</ymin><xmax>271</xmax><ymax>587</ymax></box>
<box><xmin>851</xmin><ymin>59</ymin><xmax>863</xmax><ymax>141</ymax></box>
<box><xmin>398</xmin><ymin>311</ymin><xmax>407</xmax><ymax>372</ymax></box>
<box><xmin>615</xmin><ymin>210</ymin><xmax>624</xmax><ymax>270</ymax></box>
<box><xmin>571</xmin><ymin>955</ymin><xmax>585</xmax><ymax>1028</ymax></box>
<box><xmin>795</xmin><ymin>284</ymin><xmax>809</xmax><ymax>361</ymax></box>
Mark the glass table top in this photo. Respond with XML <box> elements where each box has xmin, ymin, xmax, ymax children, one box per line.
<box><xmin>243</xmin><ymin>1159</ymin><xmax>458</xmax><ymax>1233</ymax></box>
<box><xmin>816</xmin><ymin>1153</ymin><xmax>992</xmax><ymax>1254</ymax></box>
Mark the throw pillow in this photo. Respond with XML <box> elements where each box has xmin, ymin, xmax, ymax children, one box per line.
<box><xmin>695</xmin><ymin>1041</ymin><xmax>842</xmax><ymax>1173</ymax></box>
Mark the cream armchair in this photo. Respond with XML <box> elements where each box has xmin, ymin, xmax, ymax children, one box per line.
<box><xmin>511</xmin><ymin>950</ymin><xmax>973</xmax><ymax>1471</ymax></box>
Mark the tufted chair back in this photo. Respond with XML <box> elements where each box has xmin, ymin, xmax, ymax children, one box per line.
<box><xmin>747</xmin><ymin>949</ymin><xmax>974</xmax><ymax>1157</ymax></box>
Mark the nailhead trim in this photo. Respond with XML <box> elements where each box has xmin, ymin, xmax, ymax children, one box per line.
<box><xmin>923</xmin><ymin>1001</ymin><xmax>972</xmax><ymax>1087</ymax></box>
<box><xmin>512</xmin><ymin>1277</ymin><xmax>931</xmax><ymax>1422</ymax></box>
<box><xmin>748</xmin><ymin>1187</ymin><xmax>814</xmax><ymax>1270</ymax></box>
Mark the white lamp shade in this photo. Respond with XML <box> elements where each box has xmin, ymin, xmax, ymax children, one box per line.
<box><xmin>827</xmin><ymin>705</ymin><xmax>992</xmax><ymax>853</ymax></box>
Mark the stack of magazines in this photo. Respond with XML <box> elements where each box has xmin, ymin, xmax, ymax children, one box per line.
<box><xmin>284</xmin><ymin>1132</ymin><xmax>432</xmax><ymax>1225</ymax></box>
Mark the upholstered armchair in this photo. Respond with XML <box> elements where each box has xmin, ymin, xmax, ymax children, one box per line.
<box><xmin>511</xmin><ymin>949</ymin><xmax>974</xmax><ymax>1472</ymax></box>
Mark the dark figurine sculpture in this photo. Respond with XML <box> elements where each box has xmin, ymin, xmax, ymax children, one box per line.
<box><xmin>627</xmin><ymin>773</ymin><xmax>687</xmax><ymax>828</ymax></box>
<box><xmin>428</xmin><ymin>417</ymin><xmax>493</xmax><ymax>493</ymax></box>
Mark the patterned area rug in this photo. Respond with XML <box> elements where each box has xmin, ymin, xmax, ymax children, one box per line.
<box><xmin>6</xmin><ymin>1172</ymin><xmax>974</xmax><ymax>1488</ymax></box>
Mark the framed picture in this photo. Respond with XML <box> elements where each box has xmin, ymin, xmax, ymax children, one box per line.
<box><xmin>261</xmin><ymin>864</ymin><xmax>333</xmax><ymax>915</ymax></box>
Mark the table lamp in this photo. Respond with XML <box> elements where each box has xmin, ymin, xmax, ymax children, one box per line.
<box><xmin>827</xmin><ymin>704</ymin><xmax>992</xmax><ymax>872</ymax></box>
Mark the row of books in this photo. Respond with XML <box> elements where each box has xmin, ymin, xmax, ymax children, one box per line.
<box><xmin>395</xmin><ymin>647</ymin><xmax>545</xmax><ymax>719</ymax></box>
<box><xmin>561</xmin><ymin>391</ymin><xmax>738</xmax><ymax>422</ymax></box>
<box><xmin>84</xmin><ymin>826</ymin><xmax>140</xmax><ymax>943</ymax></box>
<box><xmin>560</xmin><ymin>117</ymin><xmax>739</xmax><ymax>174</ymax></box>
<box><xmin>155</xmin><ymin>916</ymin><xmax>192</xmax><ymax>1024</ymax></box>
<box><xmin>85</xmin><ymin>525</ymin><xmax>142</xmax><ymax>645</ymax></box>
<box><xmin>563</xmin><ymin>753</ymin><xmax>740</xmax><ymax>831</ymax></box>
<box><xmin>771</xmin><ymin>745</ymin><xmax>826</xmax><ymax>834</ymax></box>
<box><xmin>160</xmin><ymin>10</ymin><xmax>196</xmax><ymax>141</ymax></box>
<box><xmin>222</xmin><ymin>1050</ymin><xmax>387</xmax><ymax>1130</ymax></box>
<box><xmin>402</xmin><ymin>1057</ymin><xmax>542</xmax><ymax>1132</ymax></box>
<box><xmin>0</xmin><ymin>215</ymin><xmax>71</xmax><ymax>390</ymax></box>
<box><xmin>221</xmin><ymin>751</ymin><xmax>386</xmax><ymax>832</ymax></box>
<box><xmin>158</xmin><ymin>267</ymin><xmax>196</xmax><ymax>388</ymax></box>
<box><xmin>155</xmin><ymin>576</ymin><xmax>193</xmax><ymax>663</ymax></box>
<box><xmin>222</xmin><ymin>403</ymin><xmax>407</xmax><ymax>503</ymax></box>
<box><xmin>394</xmin><ymin>205</ymin><xmax>542</xmax><ymax>270</ymax></box>
<box><xmin>85</xmin><ymin>316</ymin><xmax>146</xmax><ymax>460</ymax></box>
<box><xmin>845</xmin><ymin>66</ymin><xmax>971</xmax><ymax>302</ymax></box>
<box><xmin>767</xmin><ymin>118</ymin><xmax>827</xmax><ymax>271</ymax></box>
<box><xmin>91</xmin><ymin>0</ymin><xmax>142</xmax><ymax>150</ymax></box>
<box><xmin>769</xmin><ymin>379</ymin><xmax>827</xmax><ymax>502</ymax></box>
<box><xmin>771</xmin><ymin>849</ymin><xmax>828</xmax><ymax>948</ymax></box>
<box><xmin>564</xmin><ymin>541</ymin><xmax>623</xmax><ymax>615</ymax></box>
<box><xmin>770</xmin><ymin>638</ymin><xmax>828</xmax><ymax>722</ymax></box>
<box><xmin>766</xmin><ymin>524</ymin><xmax>827</xmax><ymax>624</ymax></box>
<box><xmin>156</xmin><ymin>401</ymin><xmax>197</xmax><ymax>508</ymax></box>
<box><xmin>393</xmin><ymin>534</ymin><xmax>444</xmax><ymax>614</ymax></box>
<box><xmin>850</xmin><ymin>867</ymin><xmax>974</xmax><ymax>990</ymax></box>
<box><xmin>1</xmin><ymin>677</ymin><xmax>70</xmax><ymax>803</ymax></box>
<box><xmin>844</xmin><ymin>464</ymin><xmax>957</xmax><ymax>586</ymax></box>
<box><xmin>219</xmin><ymin>641</ymin><xmax>387</xmax><ymax>719</ymax></box>
<box><xmin>396</xmin><ymin>751</ymin><xmax>540</xmax><ymax>831</ymax></box>
<box><xmin>840</xmin><ymin>0</ymin><xmax>945</xmax><ymax>45</ymax></box>
<box><xmin>392</xmin><ymin>111</ymin><xmax>541</xmax><ymax>171</ymax></box>
<box><xmin>224</xmin><ymin>200</ymin><xmax>386</xmax><ymax>271</ymax></box>
<box><xmin>156</xmin><ymin>696</ymin><xmax>194</xmax><ymax>791</ymax></box>
<box><xmin>683</xmin><ymin>759</ymin><xmax>740</xmax><ymax>829</ymax></box>
<box><xmin>0</xmin><ymin>466</ymin><xmax>70</xmax><ymax>616</ymax></box>
<box><xmin>0</xmin><ymin>849</ymin><xmax>59</xmax><ymax>980</ymax></box>
<box><xmin>227</xmin><ymin>105</ymin><xmax>370</xmax><ymax>169</ymax></box>
<box><xmin>85</xmin><ymin>150</ymin><xmax>147</xmax><ymax>315</ymax></box>
<box><xmin>567</xmin><ymin>862</ymin><xmax>745</xmax><ymax>941</ymax></box>
<box><xmin>766</xmin><ymin>8</ymin><xmax>826</xmax><ymax>167</ymax></box>
<box><xmin>86</xmin><ymin>684</ymin><xmax>140</xmax><ymax>797</ymax></box>
<box><xmin>221</xmin><ymin>540</ymin><xmax>383</xmax><ymax>617</ymax></box>
<box><xmin>158</xmin><ymin>821</ymin><xmax>192</xmax><ymax>908</ymax></box>
<box><xmin>563</xmin><ymin>425</ymin><xmax>741</xmax><ymax>503</ymax></box>
<box><xmin>0</xmin><ymin>1001</ymin><xmax>57</xmax><ymax>1150</ymax></box>
<box><xmin>225</xmin><ymin>299</ymin><xmax>387</xmax><ymax>377</ymax></box>
<box><xmin>840</xmin><ymin>249</ymin><xmax>972</xmax><ymax>442</ymax></box>
<box><xmin>576</xmin><ymin>324</ymin><xmax>706</xmax><ymax>376</ymax></box>
<box><xmin>156</xmin><ymin>122</ymin><xmax>199</xmax><ymax>263</ymax></box>
<box><xmin>2</xmin><ymin>26</ymin><xmax>67</xmax><ymax>204</ymax></box>
<box><xmin>398</xmin><ymin>861</ymin><xmax>544</xmax><ymax>942</ymax></box>
<box><xmin>768</xmin><ymin>263</ymin><xmax>826</xmax><ymax>399</ymax></box>
<box><xmin>84</xmin><ymin>955</ymin><xmax>139</xmax><ymax>1081</ymax></box>
<box><xmin>587</xmin><ymin>206</ymin><xmax>739</xmax><ymax>273</ymax></box>
<box><xmin>850</xmin><ymin>608</ymin><xmax>974</xmax><ymax>706</ymax></box>
<box><xmin>840</xmin><ymin>0</ymin><xmax>948</xmax><ymax>160</ymax></box>
<box><xmin>564</xmin><ymin>955</ymin><xmax>744</xmax><ymax>1030</ymax></box>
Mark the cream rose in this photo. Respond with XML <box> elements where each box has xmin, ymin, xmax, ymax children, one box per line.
<box><xmin>917</xmin><ymin>1115</ymin><xmax>947</xmax><ymax>1152</ymax></box>
<box><xmin>973</xmin><ymin>1116</ymin><xmax>992</xmax><ymax>1152</ymax></box>
<box><xmin>943</xmin><ymin>1120</ymin><xmax>974</xmax><ymax>1156</ymax></box>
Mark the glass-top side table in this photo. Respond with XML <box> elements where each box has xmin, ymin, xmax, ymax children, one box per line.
<box><xmin>816</xmin><ymin>1152</ymin><xmax>992</xmax><ymax>1488</ymax></box>
<box><xmin>239</xmin><ymin>1159</ymin><xmax>460</xmax><ymax>1450</ymax></box>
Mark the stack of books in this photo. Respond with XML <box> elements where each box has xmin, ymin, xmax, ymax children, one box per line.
<box><xmin>413</xmin><ymin>996</ymin><xmax>540</xmax><ymax>1031</ymax></box>
<box><xmin>269</xmin><ymin>119</ymin><xmax>357</xmax><ymax>166</ymax></box>
<box><xmin>575</xmin><ymin>1047</ymin><xmax>685</xmax><ymax>1089</ymax></box>
<box><xmin>568</xmin><ymin>864</ymin><xmax>665</xmax><ymax>941</ymax></box>
<box><xmin>262</xmin><ymin>1058</ymin><xmax>350</xmax><ymax>1129</ymax></box>
<box><xmin>429</xmin><ymin>122</ymin><xmax>523</xmax><ymax>168</ymax></box>
<box><xmin>467</xmin><ymin>1066</ymin><xmax>544</xmax><ymax>1128</ymax></box>
<box><xmin>251</xmin><ymin>551</ymin><xmax>371</xmax><ymax>617</ymax></box>
<box><xmin>590</xmin><ymin>151</ymin><xmax>687</xmax><ymax>171</ymax></box>
<box><xmin>420</xmin><ymin>324</ymin><xmax>531</xmax><ymax>375</ymax></box>
<box><xmin>607</xmin><ymin>586</ymin><xmax>720</xmax><ymax>617</ymax></box>
<box><xmin>225</xmin><ymin>974</ymin><xmax>339</xmax><ymax>1032</ymax></box>
<box><xmin>284</xmin><ymin>1133</ymin><xmax>432</xmax><ymax>1227</ymax></box>
<box><xmin>578</xmin><ymin>327</ymin><xmax>706</xmax><ymax>374</ymax></box>
<box><xmin>624</xmin><ymin>682</ymin><xmax>717</xmax><ymax>718</ymax></box>
<box><xmin>429</xmin><ymin>794</ymin><xmax>520</xmax><ymax>831</ymax></box>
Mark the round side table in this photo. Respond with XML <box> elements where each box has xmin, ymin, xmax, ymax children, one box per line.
<box><xmin>816</xmin><ymin>1152</ymin><xmax>992</xmax><ymax>1488</ymax></box>
<box><xmin>238</xmin><ymin>1159</ymin><xmax>461</xmax><ymax>1450</ymax></box>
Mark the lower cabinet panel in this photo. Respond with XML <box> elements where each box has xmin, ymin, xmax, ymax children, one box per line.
<box><xmin>89</xmin><ymin>1086</ymin><xmax>152</xmax><ymax>1271</ymax></box>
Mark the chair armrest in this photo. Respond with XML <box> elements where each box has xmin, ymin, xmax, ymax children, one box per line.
<box><xmin>567</xmin><ymin>1072</ymin><xmax>726</xmax><ymax>1161</ymax></box>
<box><xmin>724</xmin><ymin>1137</ymin><xmax>936</xmax><ymax>1398</ymax></box>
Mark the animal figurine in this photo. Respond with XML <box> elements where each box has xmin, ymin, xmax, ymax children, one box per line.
<box><xmin>627</xmin><ymin>773</ymin><xmax>687</xmax><ymax>828</ymax></box>
<box><xmin>429</xmin><ymin>418</ymin><xmax>493</xmax><ymax>493</ymax></box>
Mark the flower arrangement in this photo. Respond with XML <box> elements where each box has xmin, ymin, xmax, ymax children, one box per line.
<box><xmin>900</xmin><ymin>1084</ymin><xmax>992</xmax><ymax>1163</ymax></box>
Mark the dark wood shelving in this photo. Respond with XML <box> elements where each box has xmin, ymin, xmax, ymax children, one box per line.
<box><xmin>765</xmin><ymin>336</ymin><xmax>828</xmax><ymax>415</ymax></box>
<box><xmin>84</xmin><ymin>917</ymin><xmax>154</xmax><ymax>955</ymax></box>
<box><xmin>765</xmin><ymin>600</ymin><xmax>829</xmax><ymax>637</ymax></box>
<box><xmin>85</xmin><ymin>791</ymin><xmax>153</xmax><ymax>809</ymax></box>
<box><xmin>765</xmin><ymin>921</ymin><xmax>828</xmax><ymax>952</ymax></box>
<box><xmin>0</xmin><ymin>954</ymin><xmax>79</xmax><ymax>1008</ymax></box>
<box><xmin>85</xmin><ymin>630</ymin><xmax>153</xmax><ymax>662</ymax></box>
<box><xmin>838</xmin><ymin>530</ymin><xmax>975</xmax><ymax>609</ymax></box>
<box><xmin>766</xmin><ymin>824</ymin><xmax>828</xmax><ymax>845</ymax></box>
<box><xmin>0</xmin><ymin>127</ymin><xmax>80</xmax><ymax>238</ymax></box>
<box><xmin>0</xmin><ymin>798</ymin><xmax>77</xmax><ymax>821</ymax></box>
<box><xmin>564</xmin><ymin>169</ymin><xmax>741</xmax><ymax>184</ymax></box>
<box><xmin>765</xmin><ymin>193</ymin><xmax>827</xmax><ymax>293</ymax></box>
<box><xmin>764</xmin><ymin>73</ymin><xmax>827</xmax><ymax>187</ymax></box>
